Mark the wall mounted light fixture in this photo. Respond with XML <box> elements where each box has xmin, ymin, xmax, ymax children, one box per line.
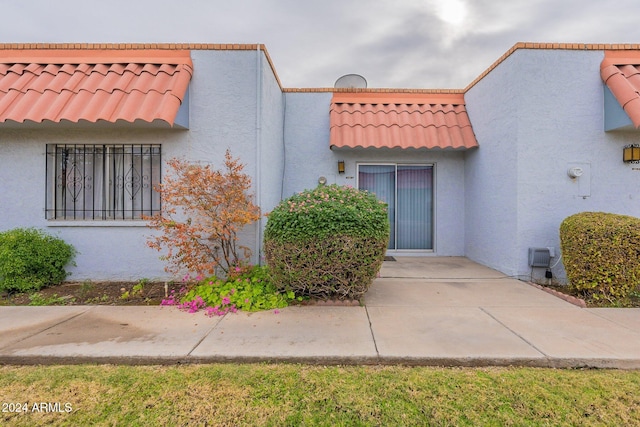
<box><xmin>623</xmin><ymin>144</ymin><xmax>640</xmax><ymax>163</ymax></box>
<box><xmin>337</xmin><ymin>160</ymin><xmax>345</xmax><ymax>174</ymax></box>
<box><xmin>567</xmin><ymin>166</ymin><xmax>584</xmax><ymax>179</ymax></box>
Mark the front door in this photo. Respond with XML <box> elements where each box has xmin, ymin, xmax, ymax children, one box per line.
<box><xmin>358</xmin><ymin>164</ymin><xmax>433</xmax><ymax>250</ymax></box>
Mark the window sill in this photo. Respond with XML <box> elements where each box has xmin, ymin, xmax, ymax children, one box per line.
<box><xmin>46</xmin><ymin>220</ymin><xmax>151</xmax><ymax>227</ymax></box>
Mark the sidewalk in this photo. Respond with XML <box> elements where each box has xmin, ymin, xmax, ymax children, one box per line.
<box><xmin>1</xmin><ymin>257</ymin><xmax>639</xmax><ymax>368</ymax></box>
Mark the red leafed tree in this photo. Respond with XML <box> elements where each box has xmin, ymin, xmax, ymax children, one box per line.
<box><xmin>146</xmin><ymin>150</ymin><xmax>260</xmax><ymax>276</ymax></box>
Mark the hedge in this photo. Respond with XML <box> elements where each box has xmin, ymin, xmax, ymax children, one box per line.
<box><xmin>559</xmin><ymin>212</ymin><xmax>640</xmax><ymax>303</ymax></box>
<box><xmin>0</xmin><ymin>228</ymin><xmax>76</xmax><ymax>293</ymax></box>
<box><xmin>264</xmin><ymin>184</ymin><xmax>389</xmax><ymax>300</ymax></box>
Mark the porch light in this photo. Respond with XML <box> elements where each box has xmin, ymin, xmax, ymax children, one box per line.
<box><xmin>337</xmin><ymin>160</ymin><xmax>345</xmax><ymax>174</ymax></box>
<box><xmin>623</xmin><ymin>144</ymin><xmax>640</xmax><ymax>163</ymax></box>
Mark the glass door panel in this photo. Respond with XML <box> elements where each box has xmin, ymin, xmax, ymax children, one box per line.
<box><xmin>396</xmin><ymin>165</ymin><xmax>433</xmax><ymax>249</ymax></box>
<box><xmin>358</xmin><ymin>164</ymin><xmax>433</xmax><ymax>250</ymax></box>
<box><xmin>358</xmin><ymin>165</ymin><xmax>395</xmax><ymax>248</ymax></box>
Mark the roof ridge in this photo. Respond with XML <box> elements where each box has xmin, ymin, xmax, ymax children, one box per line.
<box><xmin>464</xmin><ymin>42</ymin><xmax>640</xmax><ymax>92</ymax></box>
<box><xmin>5</xmin><ymin>42</ymin><xmax>640</xmax><ymax>93</ymax></box>
<box><xmin>0</xmin><ymin>43</ymin><xmax>262</xmax><ymax>50</ymax></box>
<box><xmin>285</xmin><ymin>88</ymin><xmax>465</xmax><ymax>93</ymax></box>
<box><xmin>0</xmin><ymin>44</ymin><xmax>279</xmax><ymax>90</ymax></box>
<box><xmin>330</xmin><ymin>123</ymin><xmax>473</xmax><ymax>129</ymax></box>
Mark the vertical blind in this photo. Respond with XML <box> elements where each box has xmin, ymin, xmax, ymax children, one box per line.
<box><xmin>358</xmin><ymin>164</ymin><xmax>433</xmax><ymax>250</ymax></box>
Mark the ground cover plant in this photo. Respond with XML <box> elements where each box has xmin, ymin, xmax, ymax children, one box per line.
<box><xmin>162</xmin><ymin>265</ymin><xmax>299</xmax><ymax>316</ymax></box>
<box><xmin>264</xmin><ymin>184</ymin><xmax>389</xmax><ymax>300</ymax></box>
<box><xmin>1</xmin><ymin>364</ymin><xmax>640</xmax><ymax>426</ymax></box>
<box><xmin>0</xmin><ymin>228</ymin><xmax>76</xmax><ymax>294</ymax></box>
<box><xmin>560</xmin><ymin>211</ymin><xmax>640</xmax><ymax>306</ymax></box>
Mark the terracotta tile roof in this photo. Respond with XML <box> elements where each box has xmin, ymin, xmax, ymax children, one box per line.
<box><xmin>0</xmin><ymin>49</ymin><xmax>192</xmax><ymax>126</ymax></box>
<box><xmin>330</xmin><ymin>92</ymin><xmax>478</xmax><ymax>150</ymax></box>
<box><xmin>601</xmin><ymin>50</ymin><xmax>640</xmax><ymax>129</ymax></box>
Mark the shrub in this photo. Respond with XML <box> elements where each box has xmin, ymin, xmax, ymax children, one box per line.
<box><xmin>560</xmin><ymin>212</ymin><xmax>640</xmax><ymax>304</ymax></box>
<box><xmin>0</xmin><ymin>228</ymin><xmax>76</xmax><ymax>293</ymax></box>
<box><xmin>264</xmin><ymin>184</ymin><xmax>389</xmax><ymax>300</ymax></box>
<box><xmin>146</xmin><ymin>150</ymin><xmax>260</xmax><ymax>276</ymax></box>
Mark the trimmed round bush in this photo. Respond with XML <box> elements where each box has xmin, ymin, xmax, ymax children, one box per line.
<box><xmin>0</xmin><ymin>228</ymin><xmax>76</xmax><ymax>293</ymax></box>
<box><xmin>264</xmin><ymin>184</ymin><xmax>389</xmax><ymax>300</ymax></box>
<box><xmin>560</xmin><ymin>212</ymin><xmax>640</xmax><ymax>304</ymax></box>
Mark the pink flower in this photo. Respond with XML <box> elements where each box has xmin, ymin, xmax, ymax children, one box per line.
<box><xmin>273</xmin><ymin>309</ymin><xmax>280</xmax><ymax>314</ymax></box>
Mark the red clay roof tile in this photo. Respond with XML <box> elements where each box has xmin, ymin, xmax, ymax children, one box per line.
<box><xmin>601</xmin><ymin>51</ymin><xmax>640</xmax><ymax>129</ymax></box>
<box><xmin>330</xmin><ymin>92</ymin><xmax>478</xmax><ymax>150</ymax></box>
<box><xmin>0</xmin><ymin>49</ymin><xmax>192</xmax><ymax>126</ymax></box>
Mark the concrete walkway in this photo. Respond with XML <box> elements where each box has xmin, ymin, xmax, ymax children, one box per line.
<box><xmin>1</xmin><ymin>257</ymin><xmax>639</xmax><ymax>368</ymax></box>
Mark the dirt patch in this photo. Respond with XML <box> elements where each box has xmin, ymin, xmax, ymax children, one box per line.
<box><xmin>1</xmin><ymin>281</ymin><xmax>185</xmax><ymax>306</ymax></box>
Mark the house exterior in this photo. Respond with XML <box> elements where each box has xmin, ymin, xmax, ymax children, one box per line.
<box><xmin>1</xmin><ymin>42</ymin><xmax>639</xmax><ymax>283</ymax></box>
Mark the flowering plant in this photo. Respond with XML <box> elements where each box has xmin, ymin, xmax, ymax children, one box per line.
<box><xmin>161</xmin><ymin>265</ymin><xmax>298</xmax><ymax>316</ymax></box>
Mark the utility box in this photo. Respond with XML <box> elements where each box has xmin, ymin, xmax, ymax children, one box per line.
<box><xmin>528</xmin><ymin>247</ymin><xmax>551</xmax><ymax>268</ymax></box>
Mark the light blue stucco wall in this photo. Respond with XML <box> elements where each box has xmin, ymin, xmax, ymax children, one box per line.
<box><xmin>0</xmin><ymin>49</ymin><xmax>282</xmax><ymax>281</ymax></box>
<box><xmin>464</xmin><ymin>51</ymin><xmax>520</xmax><ymax>276</ymax></box>
<box><xmin>0</xmin><ymin>128</ymin><xmax>188</xmax><ymax>281</ymax></box>
<box><xmin>5</xmin><ymin>45</ymin><xmax>640</xmax><ymax>283</ymax></box>
<box><xmin>256</xmin><ymin>50</ymin><xmax>285</xmax><ymax>262</ymax></box>
<box><xmin>466</xmin><ymin>48</ymin><xmax>640</xmax><ymax>282</ymax></box>
<box><xmin>283</xmin><ymin>92</ymin><xmax>467</xmax><ymax>256</ymax></box>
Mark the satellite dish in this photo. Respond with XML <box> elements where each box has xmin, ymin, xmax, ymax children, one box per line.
<box><xmin>334</xmin><ymin>74</ymin><xmax>367</xmax><ymax>89</ymax></box>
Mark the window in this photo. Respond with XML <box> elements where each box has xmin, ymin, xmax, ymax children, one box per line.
<box><xmin>45</xmin><ymin>144</ymin><xmax>161</xmax><ymax>220</ymax></box>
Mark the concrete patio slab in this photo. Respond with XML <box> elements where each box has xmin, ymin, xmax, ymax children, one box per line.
<box><xmin>587</xmin><ymin>308</ymin><xmax>640</xmax><ymax>331</ymax></box>
<box><xmin>380</xmin><ymin>256</ymin><xmax>505</xmax><ymax>279</ymax></box>
<box><xmin>0</xmin><ymin>306</ymin><xmax>221</xmax><ymax>363</ymax></box>
<box><xmin>1</xmin><ymin>257</ymin><xmax>638</xmax><ymax>368</ymax></box>
<box><xmin>367</xmin><ymin>306</ymin><xmax>545</xmax><ymax>366</ymax></box>
<box><xmin>364</xmin><ymin>278</ymin><xmax>570</xmax><ymax>308</ymax></box>
<box><xmin>190</xmin><ymin>306</ymin><xmax>377</xmax><ymax>364</ymax></box>
<box><xmin>484</xmin><ymin>307</ymin><xmax>640</xmax><ymax>368</ymax></box>
<box><xmin>0</xmin><ymin>306</ymin><xmax>89</xmax><ymax>348</ymax></box>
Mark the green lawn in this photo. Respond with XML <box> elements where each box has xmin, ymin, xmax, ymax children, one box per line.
<box><xmin>2</xmin><ymin>364</ymin><xmax>639</xmax><ymax>426</ymax></box>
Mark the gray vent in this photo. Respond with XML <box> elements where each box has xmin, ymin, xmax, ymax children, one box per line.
<box><xmin>528</xmin><ymin>247</ymin><xmax>551</xmax><ymax>268</ymax></box>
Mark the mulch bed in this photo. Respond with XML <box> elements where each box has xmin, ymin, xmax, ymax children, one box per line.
<box><xmin>1</xmin><ymin>281</ymin><xmax>362</xmax><ymax>307</ymax></box>
<box><xmin>1</xmin><ymin>281</ymin><xmax>184</xmax><ymax>306</ymax></box>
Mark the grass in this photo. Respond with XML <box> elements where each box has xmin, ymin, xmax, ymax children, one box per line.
<box><xmin>2</xmin><ymin>364</ymin><xmax>640</xmax><ymax>426</ymax></box>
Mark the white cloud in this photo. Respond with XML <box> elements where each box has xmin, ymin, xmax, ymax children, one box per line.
<box><xmin>1</xmin><ymin>0</ymin><xmax>640</xmax><ymax>88</ymax></box>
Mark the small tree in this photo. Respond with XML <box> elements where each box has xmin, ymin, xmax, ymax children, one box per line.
<box><xmin>146</xmin><ymin>150</ymin><xmax>260</xmax><ymax>276</ymax></box>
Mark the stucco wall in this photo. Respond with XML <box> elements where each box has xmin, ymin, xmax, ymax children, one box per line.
<box><xmin>0</xmin><ymin>128</ymin><xmax>188</xmax><ymax>281</ymax></box>
<box><xmin>464</xmin><ymin>51</ymin><xmax>520</xmax><ymax>276</ymax></box>
<box><xmin>0</xmin><ymin>49</ymin><xmax>277</xmax><ymax>281</ymax></box>
<box><xmin>5</xmin><ymin>45</ymin><xmax>638</xmax><ymax>284</ymax></box>
<box><xmin>283</xmin><ymin>92</ymin><xmax>466</xmax><ymax>256</ymax></box>
<box><xmin>256</xmin><ymin>50</ymin><xmax>285</xmax><ymax>261</ymax></box>
<box><xmin>466</xmin><ymin>48</ymin><xmax>640</xmax><ymax>282</ymax></box>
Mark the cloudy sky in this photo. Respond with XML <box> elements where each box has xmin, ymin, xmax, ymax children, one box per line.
<box><xmin>2</xmin><ymin>0</ymin><xmax>640</xmax><ymax>89</ymax></box>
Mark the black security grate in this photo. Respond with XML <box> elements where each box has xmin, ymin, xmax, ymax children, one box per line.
<box><xmin>45</xmin><ymin>144</ymin><xmax>161</xmax><ymax>220</ymax></box>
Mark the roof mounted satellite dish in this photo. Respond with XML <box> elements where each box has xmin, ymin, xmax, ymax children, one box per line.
<box><xmin>334</xmin><ymin>74</ymin><xmax>367</xmax><ymax>89</ymax></box>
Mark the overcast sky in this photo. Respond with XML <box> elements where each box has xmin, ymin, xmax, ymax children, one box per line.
<box><xmin>2</xmin><ymin>0</ymin><xmax>640</xmax><ymax>89</ymax></box>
